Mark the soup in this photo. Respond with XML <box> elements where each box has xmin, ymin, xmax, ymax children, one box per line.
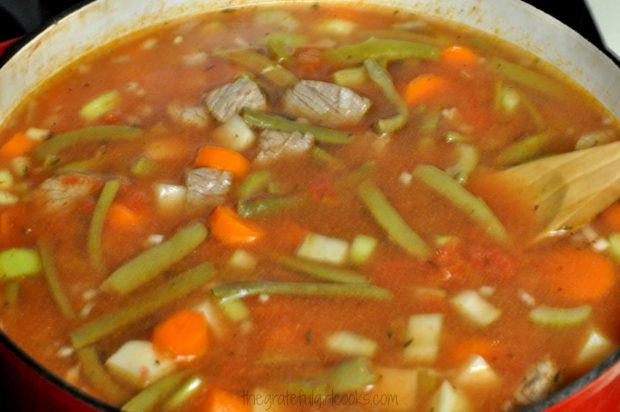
<box><xmin>0</xmin><ymin>3</ymin><xmax>619</xmax><ymax>412</ymax></box>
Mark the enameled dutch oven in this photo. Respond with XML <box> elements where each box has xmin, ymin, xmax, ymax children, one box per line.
<box><xmin>0</xmin><ymin>0</ymin><xmax>619</xmax><ymax>411</ymax></box>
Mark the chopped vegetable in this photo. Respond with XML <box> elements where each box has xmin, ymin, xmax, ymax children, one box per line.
<box><xmin>529</xmin><ymin>305</ymin><xmax>592</xmax><ymax>328</ymax></box>
<box><xmin>272</xmin><ymin>254</ymin><xmax>369</xmax><ymax>283</ymax></box>
<box><xmin>316</xmin><ymin>19</ymin><xmax>357</xmax><ymax>36</ymax></box>
<box><xmin>441</xmin><ymin>45</ymin><xmax>479</xmax><ymax>68</ymax></box>
<box><xmin>236</xmin><ymin>171</ymin><xmax>273</xmax><ymax>201</ymax></box>
<box><xmin>213</xmin><ymin>115</ymin><xmax>256</xmax><ymax>152</ymax></box>
<box><xmin>0</xmin><ymin>247</ymin><xmax>42</xmax><ymax>281</ymax></box>
<box><xmin>4</xmin><ymin>281</ymin><xmax>19</xmax><ymax>307</ymax></box>
<box><xmin>201</xmin><ymin>387</ymin><xmax>250</xmax><ymax>412</ymax></box>
<box><xmin>450</xmin><ymin>290</ymin><xmax>502</xmax><ymax>327</ymax></box>
<box><xmin>218</xmin><ymin>298</ymin><xmax>250</xmax><ymax>322</ymax></box>
<box><xmin>297</xmin><ymin>232</ymin><xmax>350</xmax><ymax>265</ymax></box>
<box><xmin>0</xmin><ymin>132</ymin><xmax>37</xmax><ymax>158</ymax></box>
<box><xmin>237</xmin><ymin>195</ymin><xmax>307</xmax><ymax>220</ymax></box>
<box><xmin>324</xmin><ymin>38</ymin><xmax>440</xmax><ymax>64</ymax></box>
<box><xmin>101</xmin><ymin>221</ymin><xmax>208</xmax><ymax>295</ymax></box>
<box><xmin>209</xmin><ymin>205</ymin><xmax>263</xmax><ymax>245</ymax></box>
<box><xmin>242</xmin><ymin>109</ymin><xmax>353</xmax><ymax>145</ymax></box>
<box><xmin>215</xmin><ymin>49</ymin><xmax>298</xmax><ymax>87</ymax></box>
<box><xmin>413</xmin><ymin>165</ymin><xmax>508</xmax><ymax>242</ymax></box>
<box><xmin>404</xmin><ymin>313</ymin><xmax>444</xmax><ymax>363</ymax></box>
<box><xmin>333</xmin><ymin>66</ymin><xmax>368</xmax><ymax>88</ymax></box>
<box><xmin>80</xmin><ymin>90</ymin><xmax>121</xmax><ymax>122</ymax></box>
<box><xmin>130</xmin><ymin>158</ymin><xmax>155</xmax><ymax>177</ymax></box>
<box><xmin>489</xmin><ymin>58</ymin><xmax>566</xmax><ymax>98</ymax></box>
<box><xmin>575</xmin><ymin>129</ymin><xmax>617</xmax><ymax>150</ymax></box>
<box><xmin>574</xmin><ymin>328</ymin><xmax>614</xmax><ymax>369</ymax></box>
<box><xmin>77</xmin><ymin>347</ymin><xmax>132</xmax><ymax>405</ymax></box>
<box><xmin>161</xmin><ymin>375</ymin><xmax>205</xmax><ymax>412</ymax></box>
<box><xmin>445</xmin><ymin>143</ymin><xmax>479</xmax><ymax>185</ymax></box>
<box><xmin>212</xmin><ymin>281</ymin><xmax>392</xmax><ymax>301</ymax></box>
<box><xmin>454</xmin><ymin>355</ymin><xmax>499</xmax><ymax>387</ymax></box>
<box><xmin>325</xmin><ymin>331</ymin><xmax>378</xmax><ymax>357</ymax></box>
<box><xmin>254</xmin><ymin>9</ymin><xmax>299</xmax><ymax>31</ymax></box>
<box><xmin>349</xmin><ymin>234</ymin><xmax>377</xmax><ymax>265</ymax></box>
<box><xmin>33</xmin><ymin>126</ymin><xmax>142</xmax><ymax>160</ymax></box>
<box><xmin>152</xmin><ymin>310</ymin><xmax>209</xmax><ymax>358</ymax></box>
<box><xmin>88</xmin><ymin>179</ymin><xmax>120</xmax><ymax>272</ymax></box>
<box><xmin>496</xmin><ymin>132</ymin><xmax>549</xmax><ymax>166</ymax></box>
<box><xmin>106</xmin><ymin>340</ymin><xmax>177</xmax><ymax>388</ymax></box>
<box><xmin>106</xmin><ymin>202</ymin><xmax>147</xmax><ymax>233</ymax></box>
<box><xmin>38</xmin><ymin>240</ymin><xmax>75</xmax><ymax>319</ymax></box>
<box><xmin>494</xmin><ymin>81</ymin><xmax>521</xmax><ymax>114</ymax></box>
<box><xmin>404</xmin><ymin>74</ymin><xmax>449</xmax><ymax>107</ymax></box>
<box><xmin>227</xmin><ymin>249</ymin><xmax>258</xmax><ymax>272</ymax></box>
<box><xmin>266</xmin><ymin>32</ymin><xmax>306</xmax><ymax>60</ymax></box>
<box><xmin>608</xmin><ymin>233</ymin><xmax>620</xmax><ymax>262</ymax></box>
<box><xmin>364</xmin><ymin>59</ymin><xmax>409</xmax><ymax>133</ymax></box>
<box><xmin>194</xmin><ymin>146</ymin><xmax>250</xmax><ymax>179</ymax></box>
<box><xmin>357</xmin><ymin>180</ymin><xmax>431</xmax><ymax>259</ymax></box>
<box><xmin>429</xmin><ymin>380</ymin><xmax>470</xmax><ymax>412</ymax></box>
<box><xmin>122</xmin><ymin>371</ymin><xmax>189</xmax><ymax>412</ymax></box>
<box><xmin>153</xmin><ymin>183</ymin><xmax>187</xmax><ymax>215</ymax></box>
<box><xmin>71</xmin><ymin>262</ymin><xmax>216</xmax><ymax>349</ymax></box>
<box><xmin>372</xmin><ymin>367</ymin><xmax>418</xmax><ymax>411</ymax></box>
<box><xmin>325</xmin><ymin>357</ymin><xmax>378</xmax><ymax>393</ymax></box>
<box><xmin>0</xmin><ymin>191</ymin><xmax>18</xmax><ymax>206</ymax></box>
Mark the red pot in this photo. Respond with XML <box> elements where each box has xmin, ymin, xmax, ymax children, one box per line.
<box><xmin>0</xmin><ymin>1</ymin><xmax>618</xmax><ymax>411</ymax></box>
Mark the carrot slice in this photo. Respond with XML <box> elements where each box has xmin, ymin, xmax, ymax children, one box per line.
<box><xmin>404</xmin><ymin>74</ymin><xmax>449</xmax><ymax>107</ymax></box>
<box><xmin>540</xmin><ymin>245</ymin><xmax>616</xmax><ymax>302</ymax></box>
<box><xmin>152</xmin><ymin>310</ymin><xmax>209</xmax><ymax>358</ymax></box>
<box><xmin>441</xmin><ymin>46</ymin><xmax>479</xmax><ymax>68</ymax></box>
<box><xmin>598</xmin><ymin>202</ymin><xmax>620</xmax><ymax>232</ymax></box>
<box><xmin>0</xmin><ymin>132</ymin><xmax>36</xmax><ymax>158</ymax></box>
<box><xmin>195</xmin><ymin>147</ymin><xmax>250</xmax><ymax>178</ymax></box>
<box><xmin>105</xmin><ymin>203</ymin><xmax>147</xmax><ymax>233</ymax></box>
<box><xmin>209</xmin><ymin>205</ymin><xmax>263</xmax><ymax>246</ymax></box>
<box><xmin>202</xmin><ymin>387</ymin><xmax>250</xmax><ymax>412</ymax></box>
<box><xmin>447</xmin><ymin>336</ymin><xmax>498</xmax><ymax>366</ymax></box>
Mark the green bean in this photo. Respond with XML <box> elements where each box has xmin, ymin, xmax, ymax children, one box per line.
<box><xmin>413</xmin><ymin>165</ymin><xmax>508</xmax><ymax>243</ymax></box>
<box><xmin>335</xmin><ymin>161</ymin><xmax>376</xmax><ymax>190</ymax></box>
<box><xmin>324</xmin><ymin>38</ymin><xmax>440</xmax><ymax>65</ymax></box>
<box><xmin>496</xmin><ymin>132</ymin><xmax>549</xmax><ymax>166</ymax></box>
<box><xmin>360</xmin><ymin>30</ymin><xmax>444</xmax><ymax>47</ymax></box>
<box><xmin>4</xmin><ymin>281</ymin><xmax>19</xmax><ymax>307</ymax></box>
<box><xmin>161</xmin><ymin>375</ymin><xmax>206</xmax><ymax>411</ymax></box>
<box><xmin>77</xmin><ymin>347</ymin><xmax>133</xmax><ymax>405</ymax></box>
<box><xmin>236</xmin><ymin>170</ymin><xmax>273</xmax><ymax>201</ymax></box>
<box><xmin>122</xmin><ymin>371</ymin><xmax>190</xmax><ymax>412</ymax></box>
<box><xmin>242</xmin><ymin>109</ymin><xmax>353</xmax><ymax>145</ymax></box>
<box><xmin>38</xmin><ymin>239</ymin><xmax>76</xmax><ymax>319</ymax></box>
<box><xmin>266</xmin><ymin>33</ymin><xmax>306</xmax><ymax>61</ymax></box>
<box><xmin>445</xmin><ymin>143</ymin><xmax>479</xmax><ymax>185</ymax></box>
<box><xmin>364</xmin><ymin>59</ymin><xmax>409</xmax><ymax>133</ymax></box>
<box><xmin>215</xmin><ymin>48</ymin><xmax>298</xmax><ymax>87</ymax></box>
<box><xmin>237</xmin><ymin>195</ymin><xmax>308</xmax><ymax>219</ymax></box>
<box><xmin>100</xmin><ymin>222</ymin><xmax>208</xmax><ymax>295</ymax></box>
<box><xmin>213</xmin><ymin>281</ymin><xmax>392</xmax><ymax>301</ymax></box>
<box><xmin>489</xmin><ymin>58</ymin><xmax>567</xmax><ymax>98</ymax></box>
<box><xmin>71</xmin><ymin>262</ymin><xmax>215</xmax><ymax>349</ymax></box>
<box><xmin>88</xmin><ymin>179</ymin><xmax>120</xmax><ymax>273</ymax></box>
<box><xmin>312</xmin><ymin>147</ymin><xmax>343</xmax><ymax>169</ymax></box>
<box><xmin>57</xmin><ymin>157</ymin><xmax>102</xmax><ymax>173</ymax></box>
<box><xmin>272</xmin><ymin>254</ymin><xmax>369</xmax><ymax>284</ymax></box>
<box><xmin>287</xmin><ymin>357</ymin><xmax>377</xmax><ymax>396</ymax></box>
<box><xmin>357</xmin><ymin>180</ymin><xmax>431</xmax><ymax>259</ymax></box>
<box><xmin>33</xmin><ymin>126</ymin><xmax>142</xmax><ymax>160</ymax></box>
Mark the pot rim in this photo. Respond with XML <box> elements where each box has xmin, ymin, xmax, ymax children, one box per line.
<box><xmin>0</xmin><ymin>1</ymin><xmax>618</xmax><ymax>411</ymax></box>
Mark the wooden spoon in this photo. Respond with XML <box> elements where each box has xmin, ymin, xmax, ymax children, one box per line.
<box><xmin>498</xmin><ymin>141</ymin><xmax>620</xmax><ymax>242</ymax></box>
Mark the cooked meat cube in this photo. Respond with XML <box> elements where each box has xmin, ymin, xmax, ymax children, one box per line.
<box><xmin>282</xmin><ymin>80</ymin><xmax>371</xmax><ymax>127</ymax></box>
<box><xmin>185</xmin><ymin>167</ymin><xmax>232</xmax><ymax>206</ymax></box>
<box><xmin>514</xmin><ymin>359</ymin><xmax>559</xmax><ymax>405</ymax></box>
<box><xmin>36</xmin><ymin>174</ymin><xmax>100</xmax><ymax>212</ymax></box>
<box><xmin>255</xmin><ymin>130</ymin><xmax>314</xmax><ymax>164</ymax></box>
<box><xmin>166</xmin><ymin>103</ymin><xmax>209</xmax><ymax>128</ymax></box>
<box><xmin>205</xmin><ymin>77</ymin><xmax>267</xmax><ymax>122</ymax></box>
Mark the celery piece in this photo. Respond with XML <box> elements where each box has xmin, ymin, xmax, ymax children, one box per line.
<box><xmin>122</xmin><ymin>371</ymin><xmax>189</xmax><ymax>412</ymax></box>
<box><xmin>33</xmin><ymin>125</ymin><xmax>142</xmax><ymax>160</ymax></box>
<box><xmin>364</xmin><ymin>59</ymin><xmax>409</xmax><ymax>134</ymax></box>
<box><xmin>451</xmin><ymin>290</ymin><xmax>501</xmax><ymax>327</ymax></box>
<box><xmin>361</xmin><ymin>29</ymin><xmax>443</xmax><ymax>47</ymax></box>
<box><xmin>215</xmin><ymin>49</ymin><xmax>298</xmax><ymax>87</ymax></box>
<box><xmin>273</xmin><ymin>254</ymin><xmax>368</xmax><ymax>284</ymax></box>
<box><xmin>212</xmin><ymin>281</ymin><xmax>392</xmax><ymax>301</ymax></box>
<box><xmin>130</xmin><ymin>158</ymin><xmax>155</xmax><ymax>177</ymax></box>
<box><xmin>496</xmin><ymin>132</ymin><xmax>549</xmax><ymax>166</ymax></box>
<box><xmin>489</xmin><ymin>58</ymin><xmax>567</xmax><ymax>98</ymax></box>
<box><xmin>161</xmin><ymin>375</ymin><xmax>205</xmax><ymax>411</ymax></box>
<box><xmin>349</xmin><ymin>235</ymin><xmax>377</xmax><ymax>265</ymax></box>
<box><xmin>529</xmin><ymin>305</ymin><xmax>592</xmax><ymax>328</ymax></box>
<box><xmin>80</xmin><ymin>90</ymin><xmax>121</xmax><ymax>122</ymax></box>
<box><xmin>266</xmin><ymin>32</ymin><xmax>306</xmax><ymax>60</ymax></box>
<box><xmin>236</xmin><ymin>171</ymin><xmax>273</xmax><ymax>201</ymax></box>
<box><xmin>100</xmin><ymin>222</ymin><xmax>208</xmax><ymax>295</ymax></box>
<box><xmin>78</xmin><ymin>347</ymin><xmax>133</xmax><ymax>405</ymax></box>
<box><xmin>357</xmin><ymin>180</ymin><xmax>431</xmax><ymax>259</ymax></box>
<box><xmin>88</xmin><ymin>179</ymin><xmax>120</xmax><ymax>273</ymax></box>
<box><xmin>325</xmin><ymin>331</ymin><xmax>378</xmax><ymax>357</ymax></box>
<box><xmin>324</xmin><ymin>38</ymin><xmax>440</xmax><ymax>64</ymax></box>
<box><xmin>0</xmin><ymin>248</ymin><xmax>41</xmax><ymax>280</ymax></box>
<box><xmin>71</xmin><ymin>262</ymin><xmax>215</xmax><ymax>349</ymax></box>
<box><xmin>38</xmin><ymin>240</ymin><xmax>76</xmax><ymax>319</ymax></box>
<box><xmin>242</xmin><ymin>109</ymin><xmax>353</xmax><ymax>145</ymax></box>
<box><xmin>413</xmin><ymin>165</ymin><xmax>508</xmax><ymax>243</ymax></box>
<box><xmin>333</xmin><ymin>67</ymin><xmax>368</xmax><ymax>88</ymax></box>
<box><xmin>218</xmin><ymin>298</ymin><xmax>250</xmax><ymax>322</ymax></box>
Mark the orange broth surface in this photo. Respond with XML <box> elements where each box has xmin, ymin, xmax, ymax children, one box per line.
<box><xmin>0</xmin><ymin>4</ymin><xmax>619</xmax><ymax>412</ymax></box>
